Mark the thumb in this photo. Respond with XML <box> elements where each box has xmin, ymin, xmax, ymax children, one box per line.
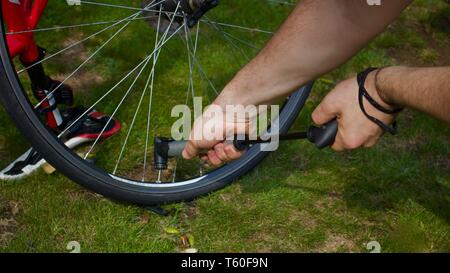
<box><xmin>182</xmin><ymin>140</ymin><xmax>199</xmax><ymax>160</ymax></box>
<box><xmin>312</xmin><ymin>96</ymin><xmax>339</xmax><ymax>126</ymax></box>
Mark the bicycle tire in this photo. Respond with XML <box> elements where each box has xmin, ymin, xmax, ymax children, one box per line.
<box><xmin>0</xmin><ymin>2</ymin><xmax>312</xmax><ymax>205</ymax></box>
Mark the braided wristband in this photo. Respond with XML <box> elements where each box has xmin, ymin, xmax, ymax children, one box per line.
<box><xmin>357</xmin><ymin>68</ymin><xmax>402</xmax><ymax>135</ymax></box>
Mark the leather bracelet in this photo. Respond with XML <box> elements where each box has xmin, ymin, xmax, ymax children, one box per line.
<box><xmin>357</xmin><ymin>68</ymin><xmax>401</xmax><ymax>135</ymax></box>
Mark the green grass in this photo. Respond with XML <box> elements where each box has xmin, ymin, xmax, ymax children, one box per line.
<box><xmin>0</xmin><ymin>0</ymin><xmax>449</xmax><ymax>253</ymax></box>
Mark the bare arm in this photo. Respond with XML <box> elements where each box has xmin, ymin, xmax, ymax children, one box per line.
<box><xmin>216</xmin><ymin>0</ymin><xmax>412</xmax><ymax>107</ymax></box>
<box><xmin>377</xmin><ymin>66</ymin><xmax>450</xmax><ymax>123</ymax></box>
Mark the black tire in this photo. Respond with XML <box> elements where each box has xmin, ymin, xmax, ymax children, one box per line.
<box><xmin>0</xmin><ymin>5</ymin><xmax>312</xmax><ymax>205</ymax></box>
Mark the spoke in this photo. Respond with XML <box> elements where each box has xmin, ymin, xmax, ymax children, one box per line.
<box><xmin>268</xmin><ymin>0</ymin><xmax>297</xmax><ymax>6</ymax></box>
<box><xmin>194</xmin><ymin>56</ymin><xmax>219</xmax><ymax>96</ymax></box>
<box><xmin>34</xmin><ymin>11</ymin><xmax>140</xmax><ymax>110</ymax></box>
<box><xmin>32</xmin><ymin>0</ymin><xmax>161</xmax><ymax>109</ymax></box>
<box><xmin>183</xmin><ymin>18</ymin><xmax>194</xmax><ymax>105</ymax></box>
<box><xmin>83</xmin><ymin>53</ymin><xmax>154</xmax><ymax>160</ymax></box>
<box><xmin>202</xmin><ymin>20</ymin><xmax>273</xmax><ymax>35</ymax></box>
<box><xmin>192</xmin><ymin>22</ymin><xmax>201</xmax><ymax>97</ymax></box>
<box><xmin>193</xmin><ymin>51</ymin><xmax>219</xmax><ymax>96</ymax></box>
<box><xmin>114</xmin><ymin>4</ymin><xmax>175</xmax><ymax>176</ymax></box>
<box><xmin>18</xmin><ymin>10</ymin><xmax>142</xmax><ymax>74</ymax></box>
<box><xmin>221</xmin><ymin>30</ymin><xmax>258</xmax><ymax>50</ymax></box>
<box><xmin>79</xmin><ymin>0</ymin><xmax>163</xmax><ymax>12</ymax></box>
<box><xmin>180</xmin><ymin>36</ymin><xmax>219</xmax><ymax>96</ymax></box>
<box><xmin>58</xmin><ymin>54</ymin><xmax>153</xmax><ymax>138</ymax></box>
<box><xmin>175</xmin><ymin>22</ymin><xmax>195</xmax><ymax>184</ymax></box>
<box><xmin>179</xmin><ymin>22</ymin><xmax>223</xmax><ymax>97</ymax></box>
<box><xmin>84</xmin><ymin>21</ymin><xmax>185</xmax><ymax>160</ymax></box>
<box><xmin>183</xmin><ymin>18</ymin><xmax>201</xmax><ymax>105</ymax></box>
<box><xmin>195</xmin><ymin>60</ymin><xmax>218</xmax><ymax>100</ymax></box>
<box><xmin>31</xmin><ymin>0</ymin><xmax>160</xmax><ymax>101</ymax></box>
<box><xmin>204</xmin><ymin>17</ymin><xmax>249</xmax><ymax>63</ymax></box>
<box><xmin>143</xmin><ymin>5</ymin><xmax>164</xmax><ymax>181</ymax></box>
<box><xmin>112</xmin><ymin>64</ymin><xmax>154</xmax><ymax>175</ymax></box>
<box><xmin>188</xmin><ymin>22</ymin><xmax>213</xmax><ymax>103</ymax></box>
<box><xmin>58</xmin><ymin>13</ymin><xmax>184</xmax><ymax>139</ymax></box>
<box><xmin>79</xmin><ymin>0</ymin><xmax>140</xmax><ymax>10</ymax></box>
<box><xmin>172</xmin><ymin>160</ymin><xmax>177</xmax><ymax>183</ymax></box>
<box><xmin>142</xmin><ymin>4</ymin><xmax>182</xmax><ymax>182</ymax></box>
<box><xmin>74</xmin><ymin>1</ymin><xmax>274</xmax><ymax>34</ymax></box>
<box><xmin>7</xmin><ymin>15</ymin><xmax>158</xmax><ymax>35</ymax></box>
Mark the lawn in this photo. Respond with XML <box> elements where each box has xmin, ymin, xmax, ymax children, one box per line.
<box><xmin>0</xmin><ymin>0</ymin><xmax>449</xmax><ymax>253</ymax></box>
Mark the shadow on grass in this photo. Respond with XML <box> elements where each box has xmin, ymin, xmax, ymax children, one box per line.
<box><xmin>238</xmin><ymin>127</ymin><xmax>450</xmax><ymax>226</ymax></box>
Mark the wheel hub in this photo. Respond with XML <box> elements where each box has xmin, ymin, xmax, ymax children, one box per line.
<box><xmin>142</xmin><ymin>0</ymin><xmax>219</xmax><ymax>33</ymax></box>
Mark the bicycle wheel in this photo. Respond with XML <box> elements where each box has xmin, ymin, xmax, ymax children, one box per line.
<box><xmin>0</xmin><ymin>0</ymin><xmax>311</xmax><ymax>205</ymax></box>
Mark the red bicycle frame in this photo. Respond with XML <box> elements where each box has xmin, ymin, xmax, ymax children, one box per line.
<box><xmin>3</xmin><ymin>0</ymin><xmax>48</xmax><ymax>62</ymax></box>
<box><xmin>2</xmin><ymin>0</ymin><xmax>65</xmax><ymax>128</ymax></box>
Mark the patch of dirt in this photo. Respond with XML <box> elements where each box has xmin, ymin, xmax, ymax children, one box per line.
<box><xmin>247</xmin><ymin>233</ymin><xmax>275</xmax><ymax>253</ymax></box>
<box><xmin>388</xmin><ymin>120</ymin><xmax>426</xmax><ymax>152</ymax></box>
<box><xmin>314</xmin><ymin>233</ymin><xmax>357</xmax><ymax>253</ymax></box>
<box><xmin>288</xmin><ymin>210</ymin><xmax>317</xmax><ymax>230</ymax></box>
<box><xmin>314</xmin><ymin>198</ymin><xmax>333</xmax><ymax>211</ymax></box>
<box><xmin>387</xmin><ymin>9</ymin><xmax>450</xmax><ymax>66</ymax></box>
<box><xmin>0</xmin><ymin>199</ymin><xmax>21</xmax><ymax>246</ymax></box>
<box><xmin>53</xmin><ymin>72</ymin><xmax>105</xmax><ymax>93</ymax></box>
<box><xmin>52</xmin><ymin>32</ymin><xmax>105</xmax><ymax>93</ymax></box>
<box><xmin>123</xmin><ymin>160</ymin><xmax>177</xmax><ymax>182</ymax></box>
<box><xmin>0</xmin><ymin>135</ymin><xmax>7</xmax><ymax>164</ymax></box>
<box><xmin>328</xmin><ymin>191</ymin><xmax>342</xmax><ymax>199</ymax></box>
<box><xmin>219</xmin><ymin>186</ymin><xmax>243</xmax><ymax>203</ymax></box>
<box><xmin>67</xmin><ymin>188</ymin><xmax>104</xmax><ymax>202</ymax></box>
<box><xmin>388</xmin><ymin>44</ymin><xmax>450</xmax><ymax>67</ymax></box>
<box><xmin>425</xmin><ymin>154</ymin><xmax>450</xmax><ymax>171</ymax></box>
<box><xmin>181</xmin><ymin>202</ymin><xmax>199</xmax><ymax>222</ymax></box>
<box><xmin>123</xmin><ymin>158</ymin><xmax>213</xmax><ymax>184</ymax></box>
<box><xmin>219</xmin><ymin>193</ymin><xmax>233</xmax><ymax>203</ymax></box>
<box><xmin>124</xmin><ymin>164</ymin><xmax>150</xmax><ymax>181</ymax></box>
<box><xmin>290</xmin><ymin>154</ymin><xmax>307</xmax><ymax>171</ymax></box>
<box><xmin>59</xmin><ymin>32</ymin><xmax>88</xmax><ymax>62</ymax></box>
<box><xmin>138</xmin><ymin>211</ymin><xmax>152</xmax><ymax>225</ymax></box>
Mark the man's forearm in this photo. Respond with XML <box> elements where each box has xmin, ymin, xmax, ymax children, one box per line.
<box><xmin>217</xmin><ymin>0</ymin><xmax>412</xmax><ymax>106</ymax></box>
<box><xmin>377</xmin><ymin>66</ymin><xmax>450</xmax><ymax>123</ymax></box>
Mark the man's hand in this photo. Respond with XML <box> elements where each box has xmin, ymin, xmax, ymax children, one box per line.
<box><xmin>312</xmin><ymin>71</ymin><xmax>397</xmax><ymax>151</ymax></box>
<box><xmin>182</xmin><ymin>104</ymin><xmax>245</xmax><ymax>166</ymax></box>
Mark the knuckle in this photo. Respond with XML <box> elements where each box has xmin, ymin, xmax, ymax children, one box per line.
<box><xmin>364</xmin><ymin>137</ymin><xmax>379</xmax><ymax>148</ymax></box>
<box><xmin>331</xmin><ymin>144</ymin><xmax>345</xmax><ymax>152</ymax></box>
<box><xmin>364</xmin><ymin>142</ymin><xmax>375</xmax><ymax>148</ymax></box>
<box><xmin>343</xmin><ymin>135</ymin><xmax>364</xmax><ymax>150</ymax></box>
<box><xmin>312</xmin><ymin>105</ymin><xmax>326</xmax><ymax>123</ymax></box>
<box><xmin>215</xmin><ymin>147</ymin><xmax>227</xmax><ymax>160</ymax></box>
<box><xmin>311</xmin><ymin>111</ymin><xmax>321</xmax><ymax>124</ymax></box>
<box><xmin>213</xmin><ymin>145</ymin><xmax>221</xmax><ymax>153</ymax></box>
<box><xmin>224</xmin><ymin>144</ymin><xmax>236</xmax><ymax>154</ymax></box>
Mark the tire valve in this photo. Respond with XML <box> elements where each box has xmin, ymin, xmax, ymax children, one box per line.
<box><xmin>157</xmin><ymin>170</ymin><xmax>162</xmax><ymax>183</ymax></box>
<box><xmin>154</xmin><ymin>137</ymin><xmax>172</xmax><ymax>183</ymax></box>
